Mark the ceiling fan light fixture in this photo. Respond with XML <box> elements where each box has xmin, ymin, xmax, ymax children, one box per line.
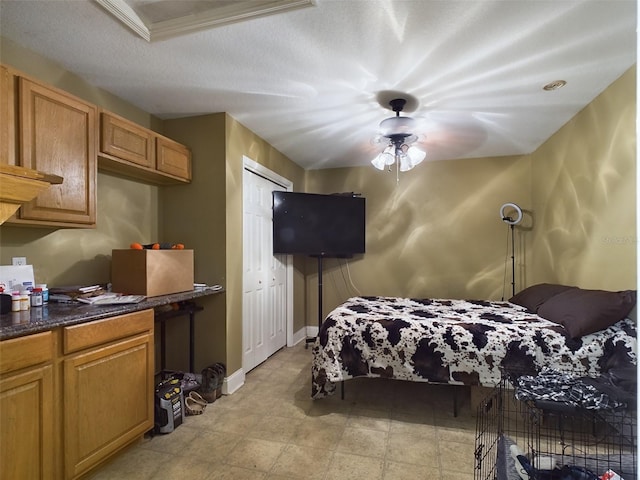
<box><xmin>407</xmin><ymin>145</ymin><xmax>426</xmax><ymax>165</ymax></box>
<box><xmin>371</xmin><ymin>96</ymin><xmax>426</xmax><ymax>178</ymax></box>
<box><xmin>399</xmin><ymin>154</ymin><xmax>412</xmax><ymax>172</ymax></box>
<box><xmin>371</xmin><ymin>146</ymin><xmax>396</xmax><ymax>170</ymax></box>
<box><xmin>379</xmin><ymin>115</ymin><xmax>417</xmax><ymax>136</ymax></box>
<box><xmin>371</xmin><ymin>154</ymin><xmax>387</xmax><ymax>170</ymax></box>
<box><xmin>397</xmin><ymin>144</ymin><xmax>426</xmax><ymax>172</ymax></box>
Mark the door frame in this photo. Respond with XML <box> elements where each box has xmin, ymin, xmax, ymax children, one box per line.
<box><xmin>242</xmin><ymin>156</ymin><xmax>294</xmax><ymax>348</ymax></box>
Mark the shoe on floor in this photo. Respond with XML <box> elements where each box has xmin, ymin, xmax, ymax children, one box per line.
<box><xmin>188</xmin><ymin>391</ymin><xmax>208</xmax><ymax>408</ymax></box>
<box><xmin>197</xmin><ymin>366</ymin><xmax>219</xmax><ymax>403</ymax></box>
<box><xmin>185</xmin><ymin>396</ymin><xmax>205</xmax><ymax>415</ymax></box>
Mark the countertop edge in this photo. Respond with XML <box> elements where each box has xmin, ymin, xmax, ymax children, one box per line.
<box><xmin>0</xmin><ymin>287</ymin><xmax>225</xmax><ymax>340</ymax></box>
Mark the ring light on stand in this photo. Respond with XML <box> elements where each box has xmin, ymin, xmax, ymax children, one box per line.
<box><xmin>499</xmin><ymin>203</ymin><xmax>523</xmax><ymax>298</ymax></box>
<box><xmin>500</xmin><ymin>202</ymin><xmax>523</xmax><ymax>226</ymax></box>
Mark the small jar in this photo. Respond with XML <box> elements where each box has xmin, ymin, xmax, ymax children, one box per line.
<box><xmin>19</xmin><ymin>292</ymin><xmax>30</xmax><ymax>311</ymax></box>
<box><xmin>11</xmin><ymin>292</ymin><xmax>21</xmax><ymax>312</ymax></box>
<box><xmin>36</xmin><ymin>284</ymin><xmax>49</xmax><ymax>304</ymax></box>
<box><xmin>31</xmin><ymin>288</ymin><xmax>43</xmax><ymax>307</ymax></box>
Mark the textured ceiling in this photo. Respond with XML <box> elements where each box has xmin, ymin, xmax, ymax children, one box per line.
<box><xmin>0</xmin><ymin>0</ymin><xmax>636</xmax><ymax>170</ymax></box>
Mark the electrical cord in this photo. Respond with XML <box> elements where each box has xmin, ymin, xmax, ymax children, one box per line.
<box><xmin>337</xmin><ymin>258</ymin><xmax>361</xmax><ymax>297</ymax></box>
<box><xmin>502</xmin><ymin>223</ymin><xmax>510</xmax><ymax>301</ymax></box>
<box><xmin>344</xmin><ymin>259</ymin><xmax>362</xmax><ymax>296</ymax></box>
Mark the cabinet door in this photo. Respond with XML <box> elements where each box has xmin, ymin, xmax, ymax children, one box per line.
<box><xmin>100</xmin><ymin>112</ymin><xmax>154</xmax><ymax>168</ymax></box>
<box><xmin>63</xmin><ymin>331</ymin><xmax>154</xmax><ymax>479</ymax></box>
<box><xmin>0</xmin><ymin>65</ymin><xmax>16</xmax><ymax>166</ymax></box>
<box><xmin>17</xmin><ymin>78</ymin><xmax>97</xmax><ymax>226</ymax></box>
<box><xmin>157</xmin><ymin>135</ymin><xmax>192</xmax><ymax>181</ymax></box>
<box><xmin>0</xmin><ymin>364</ymin><xmax>54</xmax><ymax>480</ymax></box>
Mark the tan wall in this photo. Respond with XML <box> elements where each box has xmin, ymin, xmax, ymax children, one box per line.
<box><xmin>0</xmin><ymin>37</ymin><xmax>308</xmax><ymax>376</ymax></box>
<box><xmin>304</xmin><ymin>155</ymin><xmax>532</xmax><ymax>322</ymax></box>
<box><xmin>209</xmin><ymin>63</ymin><xmax>637</xmax><ymax>376</ymax></box>
<box><xmin>530</xmin><ymin>66</ymin><xmax>636</xmax><ymax>290</ymax></box>
<box><xmin>0</xmin><ymin>172</ymin><xmax>159</xmax><ymax>286</ymax></box>
<box><xmin>160</xmin><ymin>113</ymin><xmax>305</xmax><ymax>375</ymax></box>
<box><xmin>0</xmin><ymin>36</ymin><xmax>162</xmax><ymax>130</ymax></box>
<box><xmin>225</xmin><ymin>115</ymin><xmax>306</xmax><ymax>374</ymax></box>
<box><xmin>1</xmin><ymin>36</ymin><xmax>635</xmax><ymax>378</ymax></box>
<box><xmin>0</xmin><ymin>37</ymin><xmax>161</xmax><ymax>286</ymax></box>
<box><xmin>303</xmin><ymin>66</ymin><xmax>637</xmax><ymax>321</ymax></box>
<box><xmin>161</xmin><ymin>113</ymin><xmax>228</xmax><ymax>373</ymax></box>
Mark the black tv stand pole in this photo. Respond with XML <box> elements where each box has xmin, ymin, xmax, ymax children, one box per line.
<box><xmin>305</xmin><ymin>254</ymin><xmax>325</xmax><ymax>349</ymax></box>
<box><xmin>305</xmin><ymin>255</ymin><xmax>344</xmax><ymax>399</ymax></box>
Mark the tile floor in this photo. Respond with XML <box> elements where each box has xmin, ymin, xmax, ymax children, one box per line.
<box><xmin>88</xmin><ymin>342</ymin><xmax>478</xmax><ymax>479</ymax></box>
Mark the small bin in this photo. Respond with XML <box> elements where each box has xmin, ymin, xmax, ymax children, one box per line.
<box><xmin>111</xmin><ymin>249</ymin><xmax>194</xmax><ymax>297</ymax></box>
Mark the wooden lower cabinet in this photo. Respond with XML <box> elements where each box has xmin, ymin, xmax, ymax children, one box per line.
<box><xmin>0</xmin><ymin>365</ymin><xmax>54</xmax><ymax>479</ymax></box>
<box><xmin>0</xmin><ymin>310</ymin><xmax>154</xmax><ymax>480</ymax></box>
<box><xmin>62</xmin><ymin>309</ymin><xmax>154</xmax><ymax>479</ymax></box>
<box><xmin>0</xmin><ymin>332</ymin><xmax>55</xmax><ymax>480</ymax></box>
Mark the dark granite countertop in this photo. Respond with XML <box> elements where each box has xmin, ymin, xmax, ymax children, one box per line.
<box><xmin>0</xmin><ymin>286</ymin><xmax>225</xmax><ymax>341</ymax></box>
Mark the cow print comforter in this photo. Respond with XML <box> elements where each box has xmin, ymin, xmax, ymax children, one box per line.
<box><xmin>311</xmin><ymin>296</ymin><xmax>637</xmax><ymax>399</ymax></box>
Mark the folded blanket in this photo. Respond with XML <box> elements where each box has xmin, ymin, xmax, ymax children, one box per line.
<box><xmin>514</xmin><ymin>368</ymin><xmax>627</xmax><ymax>410</ymax></box>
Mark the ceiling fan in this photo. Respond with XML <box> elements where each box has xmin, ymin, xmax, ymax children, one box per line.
<box><xmin>371</xmin><ymin>94</ymin><xmax>426</xmax><ymax>178</ymax></box>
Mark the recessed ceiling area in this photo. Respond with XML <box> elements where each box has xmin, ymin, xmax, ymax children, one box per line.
<box><xmin>95</xmin><ymin>0</ymin><xmax>315</xmax><ymax>41</ymax></box>
<box><xmin>0</xmin><ymin>0</ymin><xmax>636</xmax><ymax>170</ymax></box>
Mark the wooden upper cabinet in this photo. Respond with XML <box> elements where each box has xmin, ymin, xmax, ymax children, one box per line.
<box><xmin>15</xmin><ymin>77</ymin><xmax>97</xmax><ymax>227</ymax></box>
<box><xmin>0</xmin><ymin>65</ymin><xmax>16</xmax><ymax>166</ymax></box>
<box><xmin>1</xmin><ymin>63</ymin><xmax>191</xmax><ymax>228</ymax></box>
<box><xmin>100</xmin><ymin>112</ymin><xmax>154</xmax><ymax>168</ymax></box>
<box><xmin>98</xmin><ymin>110</ymin><xmax>191</xmax><ymax>185</ymax></box>
<box><xmin>157</xmin><ymin>135</ymin><xmax>192</xmax><ymax>181</ymax></box>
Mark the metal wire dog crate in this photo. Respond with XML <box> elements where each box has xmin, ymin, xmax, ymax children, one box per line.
<box><xmin>474</xmin><ymin>372</ymin><xmax>636</xmax><ymax>480</ymax></box>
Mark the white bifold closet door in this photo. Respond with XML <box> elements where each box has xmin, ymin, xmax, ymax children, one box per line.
<box><xmin>243</xmin><ymin>169</ymin><xmax>287</xmax><ymax>372</ymax></box>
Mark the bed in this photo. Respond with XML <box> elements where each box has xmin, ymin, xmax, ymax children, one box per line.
<box><xmin>311</xmin><ymin>284</ymin><xmax>637</xmax><ymax>399</ymax></box>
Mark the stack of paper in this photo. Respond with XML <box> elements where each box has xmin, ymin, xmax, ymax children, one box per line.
<box><xmin>49</xmin><ymin>285</ymin><xmax>106</xmax><ymax>302</ymax></box>
<box><xmin>77</xmin><ymin>293</ymin><xmax>146</xmax><ymax>305</ymax></box>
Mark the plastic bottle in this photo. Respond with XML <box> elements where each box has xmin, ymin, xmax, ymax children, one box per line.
<box><xmin>31</xmin><ymin>288</ymin><xmax>43</xmax><ymax>307</ymax></box>
<box><xmin>11</xmin><ymin>291</ymin><xmax>21</xmax><ymax>312</ymax></box>
<box><xmin>36</xmin><ymin>284</ymin><xmax>49</xmax><ymax>304</ymax></box>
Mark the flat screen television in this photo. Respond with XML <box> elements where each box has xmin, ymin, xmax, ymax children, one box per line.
<box><xmin>272</xmin><ymin>191</ymin><xmax>366</xmax><ymax>257</ymax></box>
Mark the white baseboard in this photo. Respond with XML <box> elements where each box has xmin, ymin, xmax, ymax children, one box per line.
<box><xmin>290</xmin><ymin>325</ymin><xmax>320</xmax><ymax>346</ymax></box>
<box><xmin>291</xmin><ymin>326</ymin><xmax>308</xmax><ymax>346</ymax></box>
<box><xmin>223</xmin><ymin>367</ymin><xmax>245</xmax><ymax>395</ymax></box>
<box><xmin>227</xmin><ymin>326</ymin><xmax>319</xmax><ymax>395</ymax></box>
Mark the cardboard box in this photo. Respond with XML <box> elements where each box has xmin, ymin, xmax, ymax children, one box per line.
<box><xmin>111</xmin><ymin>249</ymin><xmax>194</xmax><ymax>297</ymax></box>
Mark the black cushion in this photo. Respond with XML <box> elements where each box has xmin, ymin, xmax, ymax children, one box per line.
<box><xmin>509</xmin><ymin>283</ymin><xmax>576</xmax><ymax>312</ymax></box>
<box><xmin>537</xmin><ymin>288</ymin><xmax>636</xmax><ymax>338</ymax></box>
